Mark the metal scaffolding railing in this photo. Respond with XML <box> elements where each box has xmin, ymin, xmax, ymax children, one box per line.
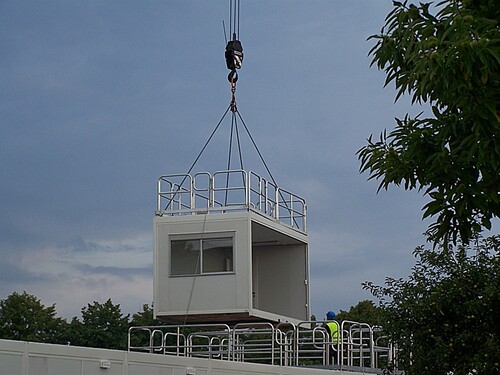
<box><xmin>156</xmin><ymin>170</ymin><xmax>307</xmax><ymax>233</ymax></box>
<box><xmin>128</xmin><ymin>320</ymin><xmax>400</xmax><ymax>373</ymax></box>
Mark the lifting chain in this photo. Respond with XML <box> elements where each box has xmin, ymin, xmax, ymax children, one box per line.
<box><xmin>225</xmin><ymin>36</ymin><xmax>242</xmax><ymax>113</ymax></box>
<box><xmin>229</xmin><ymin>70</ymin><xmax>238</xmax><ymax>112</ymax></box>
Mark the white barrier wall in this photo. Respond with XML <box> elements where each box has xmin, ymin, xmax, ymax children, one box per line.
<box><xmin>0</xmin><ymin>339</ymin><xmax>365</xmax><ymax>375</ymax></box>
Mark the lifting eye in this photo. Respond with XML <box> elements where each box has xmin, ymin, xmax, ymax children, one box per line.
<box><xmin>228</xmin><ymin>70</ymin><xmax>238</xmax><ymax>83</ymax></box>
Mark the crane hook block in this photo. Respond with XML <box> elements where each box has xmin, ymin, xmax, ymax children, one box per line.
<box><xmin>225</xmin><ymin>40</ymin><xmax>243</xmax><ymax>70</ymax></box>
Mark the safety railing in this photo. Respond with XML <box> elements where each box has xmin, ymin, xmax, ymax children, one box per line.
<box><xmin>340</xmin><ymin>321</ymin><xmax>374</xmax><ymax>368</ymax></box>
<box><xmin>128</xmin><ymin>320</ymin><xmax>398</xmax><ymax>373</ymax></box>
<box><xmin>128</xmin><ymin>324</ymin><xmax>231</xmax><ymax>359</ymax></box>
<box><xmin>156</xmin><ymin>170</ymin><xmax>307</xmax><ymax>232</ymax></box>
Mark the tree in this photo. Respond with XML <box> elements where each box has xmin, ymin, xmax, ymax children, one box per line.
<box><xmin>128</xmin><ymin>303</ymin><xmax>163</xmax><ymax>348</ymax></box>
<box><xmin>0</xmin><ymin>291</ymin><xmax>67</xmax><ymax>343</ymax></box>
<box><xmin>364</xmin><ymin>235</ymin><xmax>500</xmax><ymax>374</ymax></box>
<box><xmin>358</xmin><ymin>0</ymin><xmax>500</xmax><ymax>246</ymax></box>
<box><xmin>335</xmin><ymin>300</ymin><xmax>384</xmax><ymax>327</ymax></box>
<box><xmin>130</xmin><ymin>303</ymin><xmax>161</xmax><ymax>327</ymax></box>
<box><xmin>75</xmin><ymin>299</ymin><xmax>130</xmax><ymax>350</ymax></box>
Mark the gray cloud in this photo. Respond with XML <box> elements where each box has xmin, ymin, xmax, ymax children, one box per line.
<box><xmin>0</xmin><ymin>260</ymin><xmax>50</xmax><ymax>284</ymax></box>
<box><xmin>73</xmin><ymin>263</ymin><xmax>151</xmax><ymax>279</ymax></box>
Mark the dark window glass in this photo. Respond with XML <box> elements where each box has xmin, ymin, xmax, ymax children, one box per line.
<box><xmin>171</xmin><ymin>237</ymin><xmax>233</xmax><ymax>276</ymax></box>
<box><xmin>171</xmin><ymin>239</ymin><xmax>200</xmax><ymax>275</ymax></box>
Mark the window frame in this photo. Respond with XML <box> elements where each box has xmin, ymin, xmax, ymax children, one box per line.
<box><xmin>169</xmin><ymin>233</ymin><xmax>235</xmax><ymax>277</ymax></box>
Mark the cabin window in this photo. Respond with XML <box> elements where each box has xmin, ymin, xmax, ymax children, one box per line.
<box><xmin>171</xmin><ymin>237</ymin><xmax>233</xmax><ymax>276</ymax></box>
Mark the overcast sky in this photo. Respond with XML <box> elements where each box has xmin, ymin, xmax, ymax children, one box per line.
<box><xmin>1</xmin><ymin>1</ymin><xmax>439</xmax><ymax>321</ymax></box>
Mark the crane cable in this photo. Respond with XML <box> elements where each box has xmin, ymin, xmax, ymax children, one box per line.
<box><xmin>183</xmin><ymin>3</ymin><xmax>242</xmax><ymax>319</ymax></box>
<box><xmin>225</xmin><ymin>0</ymin><xmax>243</xmax><ymax>112</ymax></box>
<box><xmin>166</xmin><ymin>0</ymin><xmax>297</xmax><ymax>227</ymax></box>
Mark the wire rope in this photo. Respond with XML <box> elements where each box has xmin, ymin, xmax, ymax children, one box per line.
<box><xmin>235</xmin><ymin>108</ymin><xmax>277</xmax><ymax>187</ymax></box>
<box><xmin>234</xmin><ymin>114</ymin><xmax>244</xmax><ymax>171</ymax></box>
<box><xmin>235</xmin><ymin>108</ymin><xmax>300</xmax><ymax>227</ymax></box>
<box><xmin>229</xmin><ymin>0</ymin><xmax>240</xmax><ymax>39</ymax></box>
<box><xmin>163</xmin><ymin>105</ymin><xmax>231</xmax><ymax>210</ymax></box>
<box><xmin>224</xmin><ymin>111</ymin><xmax>245</xmax><ymax>205</ymax></box>
<box><xmin>237</xmin><ymin>0</ymin><xmax>241</xmax><ymax>38</ymax></box>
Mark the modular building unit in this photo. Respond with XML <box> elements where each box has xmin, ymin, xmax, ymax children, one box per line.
<box><xmin>153</xmin><ymin>170</ymin><xmax>310</xmax><ymax>324</ymax></box>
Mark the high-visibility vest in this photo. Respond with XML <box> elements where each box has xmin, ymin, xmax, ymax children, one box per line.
<box><xmin>326</xmin><ymin>322</ymin><xmax>340</xmax><ymax>345</ymax></box>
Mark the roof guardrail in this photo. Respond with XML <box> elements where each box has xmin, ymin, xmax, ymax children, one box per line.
<box><xmin>156</xmin><ymin>170</ymin><xmax>307</xmax><ymax>232</ymax></box>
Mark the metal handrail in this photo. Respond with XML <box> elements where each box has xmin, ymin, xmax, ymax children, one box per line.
<box><xmin>156</xmin><ymin>170</ymin><xmax>307</xmax><ymax>232</ymax></box>
<box><xmin>128</xmin><ymin>320</ymin><xmax>395</xmax><ymax>371</ymax></box>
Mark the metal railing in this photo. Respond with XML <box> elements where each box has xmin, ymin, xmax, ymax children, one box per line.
<box><xmin>156</xmin><ymin>170</ymin><xmax>307</xmax><ymax>232</ymax></box>
<box><xmin>128</xmin><ymin>324</ymin><xmax>232</xmax><ymax>358</ymax></box>
<box><xmin>128</xmin><ymin>320</ymin><xmax>399</xmax><ymax>373</ymax></box>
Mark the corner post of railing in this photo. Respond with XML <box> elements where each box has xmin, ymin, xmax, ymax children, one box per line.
<box><xmin>147</xmin><ymin>328</ymin><xmax>154</xmax><ymax>353</ymax></box>
<box><xmin>275</xmin><ymin>187</ymin><xmax>280</xmax><ymax>221</ymax></box>
<box><xmin>340</xmin><ymin>321</ymin><xmax>346</xmax><ymax>368</ymax></box>
<box><xmin>303</xmin><ymin>203</ymin><xmax>307</xmax><ymax>232</ymax></box>
<box><xmin>187</xmin><ymin>175</ymin><xmax>193</xmax><ymax>210</ymax></box>
<box><xmin>264</xmin><ymin>180</ymin><xmax>269</xmax><ymax>215</ymax></box>
<box><xmin>230</xmin><ymin>326</ymin><xmax>235</xmax><ymax>361</ymax></box>
<box><xmin>209</xmin><ymin>173</ymin><xmax>215</xmax><ymax>208</ymax></box>
<box><xmin>369</xmin><ymin>325</ymin><xmax>375</xmax><ymax>368</ymax></box>
<box><xmin>245</xmin><ymin>170</ymin><xmax>250</xmax><ymax>209</ymax></box>
<box><xmin>157</xmin><ymin>178</ymin><xmax>162</xmax><ymax>213</ymax></box>
<box><xmin>127</xmin><ymin>327</ymin><xmax>132</xmax><ymax>352</ymax></box>
<box><xmin>256</xmin><ymin>175</ymin><xmax>266</xmax><ymax>212</ymax></box>
<box><xmin>271</xmin><ymin>325</ymin><xmax>275</xmax><ymax>365</ymax></box>
<box><xmin>294</xmin><ymin>326</ymin><xmax>300</xmax><ymax>366</ymax></box>
<box><xmin>292</xmin><ymin>327</ymin><xmax>296</xmax><ymax>366</ymax></box>
<box><xmin>258</xmin><ymin>175</ymin><xmax>264</xmax><ymax>211</ymax></box>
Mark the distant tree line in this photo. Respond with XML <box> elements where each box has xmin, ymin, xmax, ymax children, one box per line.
<box><xmin>0</xmin><ymin>291</ymin><xmax>386</xmax><ymax>351</ymax></box>
<box><xmin>0</xmin><ymin>292</ymin><xmax>161</xmax><ymax>350</ymax></box>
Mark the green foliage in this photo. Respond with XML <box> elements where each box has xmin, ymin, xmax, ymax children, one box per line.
<box><xmin>128</xmin><ymin>303</ymin><xmax>163</xmax><ymax>348</ymax></box>
<box><xmin>73</xmin><ymin>299</ymin><xmax>130</xmax><ymax>350</ymax></box>
<box><xmin>130</xmin><ymin>303</ymin><xmax>161</xmax><ymax>327</ymax></box>
<box><xmin>336</xmin><ymin>300</ymin><xmax>384</xmax><ymax>327</ymax></box>
<box><xmin>0</xmin><ymin>293</ymin><xmax>162</xmax><ymax>351</ymax></box>
<box><xmin>364</xmin><ymin>235</ymin><xmax>500</xmax><ymax>374</ymax></box>
<box><xmin>358</xmin><ymin>0</ymin><xmax>500</xmax><ymax>246</ymax></box>
<box><xmin>0</xmin><ymin>291</ymin><xmax>67</xmax><ymax>344</ymax></box>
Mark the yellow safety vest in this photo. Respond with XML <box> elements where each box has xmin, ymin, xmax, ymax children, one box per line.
<box><xmin>326</xmin><ymin>322</ymin><xmax>340</xmax><ymax>345</ymax></box>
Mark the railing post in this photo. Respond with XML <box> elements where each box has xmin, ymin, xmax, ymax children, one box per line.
<box><xmin>303</xmin><ymin>203</ymin><xmax>307</xmax><ymax>232</ymax></box>
<box><xmin>157</xmin><ymin>178</ymin><xmax>162</xmax><ymax>213</ymax></box>
<box><xmin>209</xmin><ymin>174</ymin><xmax>214</xmax><ymax>208</ymax></box>
<box><xmin>275</xmin><ymin>187</ymin><xmax>279</xmax><ymax>220</ymax></box>
<box><xmin>259</xmin><ymin>175</ymin><xmax>264</xmax><ymax>211</ymax></box>
<box><xmin>245</xmin><ymin>170</ymin><xmax>250</xmax><ymax>208</ymax></box>
<box><xmin>264</xmin><ymin>180</ymin><xmax>269</xmax><ymax>215</ymax></box>
<box><xmin>189</xmin><ymin>175</ymin><xmax>194</xmax><ymax>210</ymax></box>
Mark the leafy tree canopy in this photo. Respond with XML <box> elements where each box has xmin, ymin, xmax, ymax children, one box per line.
<box><xmin>358</xmin><ymin>0</ymin><xmax>500</xmax><ymax>246</ymax></box>
<box><xmin>335</xmin><ymin>300</ymin><xmax>384</xmax><ymax>327</ymax></box>
<box><xmin>130</xmin><ymin>303</ymin><xmax>161</xmax><ymax>327</ymax></box>
<box><xmin>0</xmin><ymin>293</ymin><xmax>160</xmax><ymax>351</ymax></box>
<box><xmin>76</xmin><ymin>299</ymin><xmax>130</xmax><ymax>350</ymax></box>
<box><xmin>364</xmin><ymin>235</ymin><xmax>500</xmax><ymax>374</ymax></box>
<box><xmin>0</xmin><ymin>291</ymin><xmax>66</xmax><ymax>343</ymax></box>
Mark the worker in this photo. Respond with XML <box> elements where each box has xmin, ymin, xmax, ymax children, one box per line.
<box><xmin>325</xmin><ymin>311</ymin><xmax>340</xmax><ymax>365</ymax></box>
